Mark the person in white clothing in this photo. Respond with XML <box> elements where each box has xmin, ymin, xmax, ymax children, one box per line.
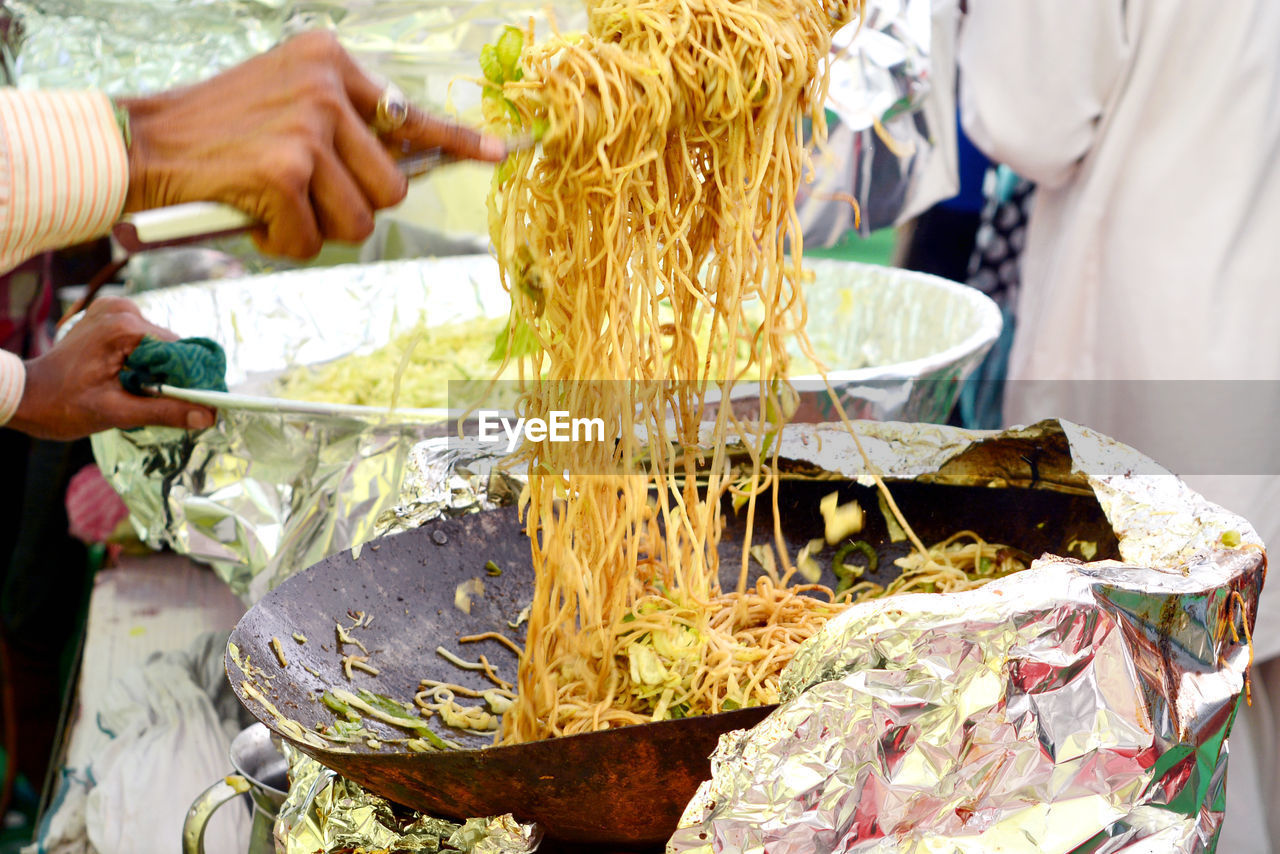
<box><xmin>958</xmin><ymin>1</ymin><xmax>1280</xmax><ymax>849</ymax></box>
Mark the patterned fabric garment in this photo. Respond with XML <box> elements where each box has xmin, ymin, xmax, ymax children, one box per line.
<box><xmin>956</xmin><ymin>170</ymin><xmax>1035</xmax><ymax>430</ymax></box>
<box><xmin>0</xmin><ymin>88</ymin><xmax>127</xmax><ymax>426</ymax></box>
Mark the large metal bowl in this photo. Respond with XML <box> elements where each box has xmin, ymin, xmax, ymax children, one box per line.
<box><xmin>93</xmin><ymin>256</ymin><xmax>1000</xmax><ymax>601</ymax></box>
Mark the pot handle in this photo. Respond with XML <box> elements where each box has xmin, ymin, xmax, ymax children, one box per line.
<box><xmin>182</xmin><ymin>774</ymin><xmax>250</xmax><ymax>854</ymax></box>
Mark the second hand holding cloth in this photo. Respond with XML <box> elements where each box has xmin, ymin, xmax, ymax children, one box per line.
<box><xmin>119</xmin><ymin>336</ymin><xmax>228</xmax><ymax>396</ymax></box>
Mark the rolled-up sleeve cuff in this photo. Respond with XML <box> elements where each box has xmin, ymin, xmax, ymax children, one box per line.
<box><xmin>0</xmin><ymin>349</ymin><xmax>25</xmax><ymax>426</ymax></box>
<box><xmin>0</xmin><ymin>90</ymin><xmax>129</xmax><ymax>274</ymax></box>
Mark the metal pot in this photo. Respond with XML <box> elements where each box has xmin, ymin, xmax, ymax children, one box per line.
<box><xmin>183</xmin><ymin>723</ymin><xmax>288</xmax><ymax>854</ymax></box>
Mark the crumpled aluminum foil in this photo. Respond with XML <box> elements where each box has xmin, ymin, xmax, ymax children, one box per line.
<box><xmin>798</xmin><ymin>0</ymin><xmax>953</xmax><ymax>240</ymax></box>
<box><xmin>666</xmin><ymin>420</ymin><xmax>1266</xmax><ymax>853</ymax></box>
<box><xmin>0</xmin><ymin>0</ymin><xmax>585</xmax><ymax>110</ymax></box>
<box><xmin>91</xmin><ymin>256</ymin><xmax>997</xmax><ymax>603</ymax></box>
<box><xmin>276</xmin><ymin>744</ymin><xmax>542</xmax><ymax>853</ymax></box>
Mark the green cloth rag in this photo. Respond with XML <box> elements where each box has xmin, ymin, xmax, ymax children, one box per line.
<box><xmin>119</xmin><ymin>335</ymin><xmax>228</xmax><ymax>394</ymax></box>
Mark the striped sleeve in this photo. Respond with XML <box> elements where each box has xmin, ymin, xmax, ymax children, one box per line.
<box><xmin>0</xmin><ymin>348</ymin><xmax>24</xmax><ymax>426</ymax></box>
<box><xmin>0</xmin><ymin>90</ymin><xmax>129</xmax><ymax>275</ymax></box>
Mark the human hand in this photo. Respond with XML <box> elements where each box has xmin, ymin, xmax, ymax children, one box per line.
<box><xmin>9</xmin><ymin>297</ymin><xmax>216</xmax><ymax>440</ymax></box>
<box><xmin>120</xmin><ymin>31</ymin><xmax>506</xmax><ymax>258</ymax></box>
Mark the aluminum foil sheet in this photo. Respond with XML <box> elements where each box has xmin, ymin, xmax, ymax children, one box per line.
<box><xmin>91</xmin><ymin>256</ymin><xmax>998</xmax><ymax>602</ymax></box>
<box><xmin>798</xmin><ymin>0</ymin><xmax>954</xmax><ymax>240</ymax></box>
<box><xmin>276</xmin><ymin>744</ymin><xmax>541</xmax><ymax>853</ymax></box>
<box><xmin>0</xmin><ymin>0</ymin><xmax>584</xmax><ymax>110</ymax></box>
<box><xmin>666</xmin><ymin>421</ymin><xmax>1266</xmax><ymax>854</ymax></box>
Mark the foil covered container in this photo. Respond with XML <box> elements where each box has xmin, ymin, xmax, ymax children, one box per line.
<box><xmin>91</xmin><ymin>256</ymin><xmax>998</xmax><ymax>602</ymax></box>
<box><xmin>667</xmin><ymin>420</ymin><xmax>1265</xmax><ymax>853</ymax></box>
<box><xmin>90</xmin><ymin>257</ymin><xmax>510</xmax><ymax>601</ymax></box>
<box><xmin>276</xmin><ymin>744</ymin><xmax>541</xmax><ymax>853</ymax></box>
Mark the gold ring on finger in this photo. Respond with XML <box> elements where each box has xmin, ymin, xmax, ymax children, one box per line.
<box><xmin>373</xmin><ymin>84</ymin><xmax>409</xmax><ymax>134</ymax></box>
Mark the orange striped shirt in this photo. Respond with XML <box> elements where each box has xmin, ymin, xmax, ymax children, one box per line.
<box><xmin>0</xmin><ymin>348</ymin><xmax>22</xmax><ymax>425</ymax></box>
<box><xmin>0</xmin><ymin>89</ymin><xmax>127</xmax><ymax>427</ymax></box>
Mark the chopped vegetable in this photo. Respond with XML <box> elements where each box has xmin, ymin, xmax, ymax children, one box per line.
<box><xmin>482</xmin><ymin>690</ymin><xmax>514</xmax><ymax>715</ymax></box>
<box><xmin>277</xmin><ymin>316</ymin><xmax>516</xmax><ymax>410</ymax></box>
<box><xmin>748</xmin><ymin>544</ymin><xmax>776</xmax><ymax>577</ymax></box>
<box><xmin>879</xmin><ymin>492</ymin><xmax>907</xmax><ymax>543</ymax></box>
<box><xmin>1222</xmin><ymin>530</ymin><xmax>1242</xmax><ymax>548</ymax></box>
<box><xmin>330</xmin><ymin>688</ymin><xmax>432</xmax><ymax>737</ymax></box>
<box><xmin>794</xmin><ymin>537</ymin><xmax>826</xmax><ymax>583</ymax></box>
<box><xmin>489</xmin><ymin>313</ymin><xmax>539</xmax><ymax>362</ymax></box>
<box><xmin>292</xmin><ymin>632</ymin><xmax>307</xmax><ymax>644</ymax></box>
<box><xmin>479</xmin><ymin>44</ymin><xmax>503</xmax><ymax>84</ymax></box>
<box><xmin>484</xmin><ymin>560</ymin><xmax>503</xmax><ymax>577</ymax></box>
<box><xmin>820</xmin><ymin>492</ymin><xmax>864</xmax><ymax>544</ymax></box>
<box><xmin>508</xmin><ymin>605</ymin><xmax>533</xmax><ymax>630</ymax></box>
<box><xmin>454</xmin><ymin>578</ymin><xmax>485</xmax><ymax>615</ymax></box>
<box><xmin>320</xmin><ymin>690</ymin><xmax>361</xmax><ymax>722</ymax></box>
<box><xmin>628</xmin><ymin>644</ymin><xmax>670</xmax><ymax>686</ymax></box>
<box><xmin>1067</xmin><ymin>539</ymin><xmax>1098</xmax><ymax>561</ymax></box>
<box><xmin>495</xmin><ymin>26</ymin><xmax>524</xmax><ymax>81</ymax></box>
<box><xmin>832</xmin><ymin>540</ymin><xmax>877</xmax><ymax>595</ymax></box>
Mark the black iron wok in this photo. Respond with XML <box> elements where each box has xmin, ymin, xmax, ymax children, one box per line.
<box><xmin>227</xmin><ymin>467</ymin><xmax>1119</xmax><ymax>847</ymax></box>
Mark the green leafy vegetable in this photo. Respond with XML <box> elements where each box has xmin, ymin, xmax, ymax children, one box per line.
<box><xmin>495</xmin><ymin>26</ymin><xmax>524</xmax><ymax>81</ymax></box>
<box><xmin>479</xmin><ymin>44</ymin><xmax>503</xmax><ymax>85</ymax></box>
<box><xmin>489</xmin><ymin>313</ymin><xmax>539</xmax><ymax>362</ymax></box>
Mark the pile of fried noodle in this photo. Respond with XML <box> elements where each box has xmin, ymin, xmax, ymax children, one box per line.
<box><xmin>480</xmin><ymin>0</ymin><xmax>1021</xmax><ymax>742</ymax></box>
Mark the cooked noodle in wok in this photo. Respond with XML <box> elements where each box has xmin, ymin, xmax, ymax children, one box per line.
<box><xmin>477</xmin><ymin>0</ymin><xmax>1025</xmax><ymax>742</ymax></box>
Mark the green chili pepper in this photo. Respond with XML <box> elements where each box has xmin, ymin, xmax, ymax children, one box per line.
<box><xmin>357</xmin><ymin>690</ymin><xmax>416</xmax><ymax>721</ymax></box>
<box><xmin>320</xmin><ymin>691</ymin><xmax>361</xmax><ymax>723</ymax></box>
<box><xmin>832</xmin><ymin>540</ymin><xmax>877</xmax><ymax>594</ymax></box>
<box><xmin>413</xmin><ymin>726</ymin><xmax>452</xmax><ymax>751</ymax></box>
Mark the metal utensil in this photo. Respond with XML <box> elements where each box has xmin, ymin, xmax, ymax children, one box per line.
<box><xmin>136</xmin><ymin>382</ymin><xmax>453</xmax><ymax>421</ymax></box>
<box><xmin>183</xmin><ymin>724</ymin><xmax>289</xmax><ymax>854</ymax></box>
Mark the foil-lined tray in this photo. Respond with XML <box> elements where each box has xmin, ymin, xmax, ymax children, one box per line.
<box><xmin>91</xmin><ymin>256</ymin><xmax>999</xmax><ymax>602</ymax></box>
